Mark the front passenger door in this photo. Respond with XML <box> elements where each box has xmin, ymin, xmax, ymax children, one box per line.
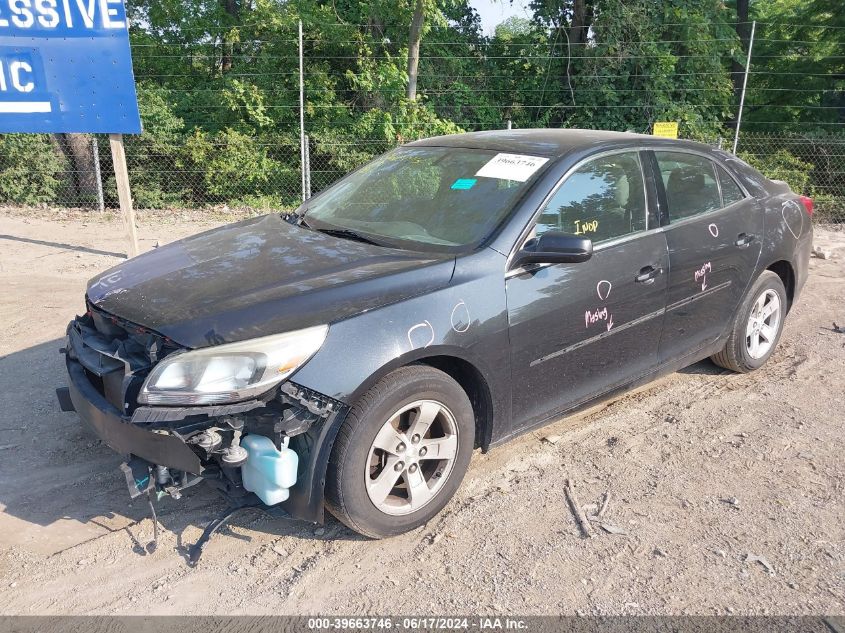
<box><xmin>506</xmin><ymin>151</ymin><xmax>669</xmax><ymax>431</ymax></box>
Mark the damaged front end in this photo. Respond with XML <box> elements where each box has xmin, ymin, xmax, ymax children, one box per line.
<box><xmin>57</xmin><ymin>303</ymin><xmax>346</xmax><ymax>531</ymax></box>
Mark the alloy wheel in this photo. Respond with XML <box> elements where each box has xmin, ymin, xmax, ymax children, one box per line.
<box><xmin>745</xmin><ymin>289</ymin><xmax>781</xmax><ymax>359</ymax></box>
<box><xmin>364</xmin><ymin>399</ymin><xmax>459</xmax><ymax>516</ymax></box>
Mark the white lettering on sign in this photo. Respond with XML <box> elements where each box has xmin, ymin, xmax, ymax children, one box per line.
<box><xmin>60</xmin><ymin>0</ymin><xmax>71</xmax><ymax>25</ymax></box>
<box><xmin>10</xmin><ymin>0</ymin><xmax>34</xmax><ymax>28</ymax></box>
<box><xmin>0</xmin><ymin>58</ymin><xmax>38</xmax><ymax>95</ymax></box>
<box><xmin>475</xmin><ymin>153</ymin><xmax>549</xmax><ymax>182</ymax></box>
<box><xmin>74</xmin><ymin>0</ymin><xmax>94</xmax><ymax>27</ymax></box>
<box><xmin>9</xmin><ymin>60</ymin><xmax>33</xmax><ymax>91</ymax></box>
<box><xmin>98</xmin><ymin>0</ymin><xmax>122</xmax><ymax>27</ymax></box>
<box><xmin>35</xmin><ymin>0</ymin><xmax>58</xmax><ymax>26</ymax></box>
<box><xmin>0</xmin><ymin>55</ymin><xmax>53</xmax><ymax>113</ymax></box>
<box><xmin>0</xmin><ymin>0</ymin><xmax>126</xmax><ymax>29</ymax></box>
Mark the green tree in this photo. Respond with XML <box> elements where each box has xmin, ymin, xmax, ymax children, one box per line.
<box><xmin>0</xmin><ymin>135</ymin><xmax>65</xmax><ymax>205</ymax></box>
<box><xmin>81</xmin><ymin>0</ymin><xmax>838</xmax><ymax>211</ymax></box>
<box><xmin>743</xmin><ymin>0</ymin><xmax>845</xmax><ymax>131</ymax></box>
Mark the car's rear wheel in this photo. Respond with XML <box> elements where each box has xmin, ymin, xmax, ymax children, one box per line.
<box><xmin>711</xmin><ymin>271</ymin><xmax>787</xmax><ymax>373</ymax></box>
<box><xmin>325</xmin><ymin>365</ymin><xmax>475</xmax><ymax>538</ymax></box>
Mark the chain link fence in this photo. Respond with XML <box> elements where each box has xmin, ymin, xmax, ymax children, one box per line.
<box><xmin>1</xmin><ymin>130</ymin><xmax>844</xmax><ymax>225</ymax></box>
<box><xmin>734</xmin><ymin>133</ymin><xmax>845</xmax><ymax>225</ymax></box>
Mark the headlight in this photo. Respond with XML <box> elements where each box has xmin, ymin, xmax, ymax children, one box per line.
<box><xmin>138</xmin><ymin>325</ymin><xmax>328</xmax><ymax>405</ymax></box>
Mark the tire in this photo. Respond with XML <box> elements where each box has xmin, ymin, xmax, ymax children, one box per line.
<box><xmin>325</xmin><ymin>365</ymin><xmax>475</xmax><ymax>538</ymax></box>
<box><xmin>711</xmin><ymin>271</ymin><xmax>787</xmax><ymax>373</ymax></box>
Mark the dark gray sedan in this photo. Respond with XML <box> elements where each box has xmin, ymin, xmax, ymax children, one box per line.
<box><xmin>58</xmin><ymin>129</ymin><xmax>813</xmax><ymax>548</ymax></box>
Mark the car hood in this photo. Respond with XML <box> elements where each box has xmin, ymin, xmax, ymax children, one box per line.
<box><xmin>86</xmin><ymin>214</ymin><xmax>456</xmax><ymax>348</ymax></box>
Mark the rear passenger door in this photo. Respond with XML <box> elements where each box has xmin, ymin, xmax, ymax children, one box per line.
<box><xmin>650</xmin><ymin>150</ymin><xmax>763</xmax><ymax>365</ymax></box>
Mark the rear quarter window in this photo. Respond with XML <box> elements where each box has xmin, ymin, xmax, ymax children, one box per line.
<box><xmin>717</xmin><ymin>166</ymin><xmax>745</xmax><ymax>205</ymax></box>
<box><xmin>711</xmin><ymin>150</ymin><xmax>769</xmax><ymax>198</ymax></box>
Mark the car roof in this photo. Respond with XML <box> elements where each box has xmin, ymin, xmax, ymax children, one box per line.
<box><xmin>405</xmin><ymin>128</ymin><xmax>711</xmax><ymax>159</ymax></box>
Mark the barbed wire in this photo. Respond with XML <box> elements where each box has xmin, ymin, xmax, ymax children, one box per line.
<box><xmin>129</xmin><ymin>70</ymin><xmax>845</xmax><ymax>79</ymax></box>
<box><xmin>133</xmin><ymin>37</ymin><xmax>750</xmax><ymax>47</ymax></box>
<box><xmin>133</xmin><ymin>20</ymin><xmax>845</xmax><ymax>32</ymax></box>
<box><xmin>139</xmin><ymin>86</ymin><xmax>842</xmax><ymax>94</ymax></box>
<box><xmin>130</xmin><ymin>37</ymin><xmax>845</xmax><ymax>48</ymax></box>
<box><xmin>130</xmin><ymin>51</ymin><xmax>845</xmax><ymax>60</ymax></box>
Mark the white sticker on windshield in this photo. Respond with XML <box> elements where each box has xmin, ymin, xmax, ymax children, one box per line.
<box><xmin>475</xmin><ymin>153</ymin><xmax>549</xmax><ymax>182</ymax></box>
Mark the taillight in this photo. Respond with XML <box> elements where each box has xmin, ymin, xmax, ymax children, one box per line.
<box><xmin>799</xmin><ymin>195</ymin><xmax>814</xmax><ymax>216</ymax></box>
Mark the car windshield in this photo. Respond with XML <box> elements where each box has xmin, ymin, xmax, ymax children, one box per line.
<box><xmin>301</xmin><ymin>146</ymin><xmax>549</xmax><ymax>251</ymax></box>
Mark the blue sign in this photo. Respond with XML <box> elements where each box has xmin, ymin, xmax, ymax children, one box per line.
<box><xmin>0</xmin><ymin>0</ymin><xmax>141</xmax><ymax>133</ymax></box>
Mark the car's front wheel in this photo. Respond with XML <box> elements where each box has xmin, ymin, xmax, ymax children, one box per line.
<box><xmin>325</xmin><ymin>365</ymin><xmax>475</xmax><ymax>538</ymax></box>
<box><xmin>711</xmin><ymin>270</ymin><xmax>787</xmax><ymax>373</ymax></box>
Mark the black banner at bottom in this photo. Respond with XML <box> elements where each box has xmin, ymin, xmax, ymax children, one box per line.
<box><xmin>0</xmin><ymin>616</ymin><xmax>842</xmax><ymax>633</ymax></box>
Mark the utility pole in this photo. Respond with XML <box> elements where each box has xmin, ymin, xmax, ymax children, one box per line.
<box><xmin>299</xmin><ymin>20</ymin><xmax>306</xmax><ymax>202</ymax></box>
<box><xmin>733</xmin><ymin>20</ymin><xmax>756</xmax><ymax>155</ymax></box>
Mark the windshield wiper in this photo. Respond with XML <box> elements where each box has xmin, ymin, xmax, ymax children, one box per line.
<box><xmin>281</xmin><ymin>211</ymin><xmax>302</xmax><ymax>225</ymax></box>
<box><xmin>313</xmin><ymin>227</ymin><xmax>384</xmax><ymax>247</ymax></box>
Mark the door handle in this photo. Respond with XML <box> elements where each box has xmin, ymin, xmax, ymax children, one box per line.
<box><xmin>635</xmin><ymin>265</ymin><xmax>661</xmax><ymax>284</ymax></box>
<box><xmin>735</xmin><ymin>233</ymin><xmax>756</xmax><ymax>248</ymax></box>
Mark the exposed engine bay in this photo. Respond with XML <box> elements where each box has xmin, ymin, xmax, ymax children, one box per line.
<box><xmin>56</xmin><ymin>303</ymin><xmax>346</xmax><ymax>562</ymax></box>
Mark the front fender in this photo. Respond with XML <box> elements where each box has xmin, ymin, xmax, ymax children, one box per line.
<box><xmin>292</xmin><ymin>247</ymin><xmax>510</xmax><ymax>425</ymax></box>
<box><xmin>286</xmin><ymin>249</ymin><xmax>510</xmax><ymax>522</ymax></box>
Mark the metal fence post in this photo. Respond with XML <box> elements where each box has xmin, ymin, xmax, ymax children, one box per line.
<box><xmin>304</xmin><ymin>134</ymin><xmax>312</xmax><ymax>199</ymax></box>
<box><xmin>299</xmin><ymin>19</ymin><xmax>307</xmax><ymax>202</ymax></box>
<box><xmin>733</xmin><ymin>20</ymin><xmax>756</xmax><ymax>155</ymax></box>
<box><xmin>92</xmin><ymin>136</ymin><xmax>105</xmax><ymax>213</ymax></box>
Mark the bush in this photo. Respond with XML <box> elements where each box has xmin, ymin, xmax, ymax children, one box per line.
<box><xmin>739</xmin><ymin>148</ymin><xmax>812</xmax><ymax>195</ymax></box>
<box><xmin>120</xmin><ymin>83</ymin><xmax>190</xmax><ymax>209</ymax></box>
<box><xmin>810</xmin><ymin>193</ymin><xmax>843</xmax><ymax>224</ymax></box>
<box><xmin>307</xmin><ymin>101</ymin><xmax>463</xmax><ymax>199</ymax></box>
<box><xmin>0</xmin><ymin>134</ymin><xmax>66</xmax><ymax>205</ymax></box>
<box><xmin>185</xmin><ymin>128</ymin><xmax>283</xmax><ymax>204</ymax></box>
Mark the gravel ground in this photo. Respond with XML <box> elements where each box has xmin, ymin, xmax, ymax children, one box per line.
<box><xmin>0</xmin><ymin>210</ymin><xmax>843</xmax><ymax>615</ymax></box>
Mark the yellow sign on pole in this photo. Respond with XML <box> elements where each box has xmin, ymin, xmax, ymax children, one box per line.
<box><xmin>653</xmin><ymin>122</ymin><xmax>679</xmax><ymax>138</ymax></box>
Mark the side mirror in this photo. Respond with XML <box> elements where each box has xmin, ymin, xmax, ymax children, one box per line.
<box><xmin>513</xmin><ymin>231</ymin><xmax>593</xmax><ymax>268</ymax></box>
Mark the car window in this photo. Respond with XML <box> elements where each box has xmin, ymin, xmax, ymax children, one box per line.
<box><xmin>533</xmin><ymin>152</ymin><xmax>646</xmax><ymax>243</ymax></box>
<box><xmin>717</xmin><ymin>165</ymin><xmax>745</xmax><ymax>205</ymax></box>
<box><xmin>655</xmin><ymin>152</ymin><xmax>721</xmax><ymax>220</ymax></box>
<box><xmin>304</xmin><ymin>147</ymin><xmax>548</xmax><ymax>252</ymax></box>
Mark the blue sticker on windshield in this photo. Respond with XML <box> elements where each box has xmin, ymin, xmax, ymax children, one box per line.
<box><xmin>451</xmin><ymin>178</ymin><xmax>477</xmax><ymax>190</ymax></box>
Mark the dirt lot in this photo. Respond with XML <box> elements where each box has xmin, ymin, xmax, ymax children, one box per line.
<box><xmin>0</xmin><ymin>209</ymin><xmax>843</xmax><ymax>616</ymax></box>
